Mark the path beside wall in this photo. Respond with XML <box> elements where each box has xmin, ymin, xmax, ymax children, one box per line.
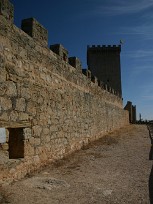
<box><xmin>1</xmin><ymin>125</ymin><xmax>152</xmax><ymax>203</ymax></box>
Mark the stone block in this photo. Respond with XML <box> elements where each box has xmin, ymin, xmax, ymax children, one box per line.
<box><xmin>5</xmin><ymin>128</ymin><xmax>9</xmax><ymax>142</ymax></box>
<box><xmin>32</xmin><ymin>125</ymin><xmax>42</xmax><ymax>137</ymax></box>
<box><xmin>33</xmin><ymin>155</ymin><xmax>40</xmax><ymax>164</ymax></box>
<box><xmin>0</xmin><ymin>81</ymin><xmax>17</xmax><ymax>97</ymax></box>
<box><xmin>1</xmin><ymin>143</ymin><xmax>8</xmax><ymax>151</ymax></box>
<box><xmin>29</xmin><ymin>137</ymin><xmax>34</xmax><ymax>145</ymax></box>
<box><xmin>0</xmin><ymin>97</ymin><xmax>12</xmax><ymax>110</ymax></box>
<box><xmin>0</xmin><ymin>112</ymin><xmax>8</xmax><ymax>121</ymax></box>
<box><xmin>42</xmin><ymin>134</ymin><xmax>50</xmax><ymax>144</ymax></box>
<box><xmin>18</xmin><ymin>112</ymin><xmax>29</xmax><ymax>121</ymax></box>
<box><xmin>24</xmin><ymin>143</ymin><xmax>35</xmax><ymax>156</ymax></box>
<box><xmin>34</xmin><ymin>138</ymin><xmax>41</xmax><ymax>146</ymax></box>
<box><xmin>43</xmin><ymin>127</ymin><xmax>50</xmax><ymax>135</ymax></box>
<box><xmin>24</xmin><ymin>128</ymin><xmax>32</xmax><ymax>139</ymax></box>
<box><xmin>15</xmin><ymin>98</ymin><xmax>26</xmax><ymax>112</ymax></box>
<box><xmin>27</xmin><ymin>102</ymin><xmax>37</xmax><ymax>116</ymax></box>
<box><xmin>20</xmin><ymin>88</ymin><xmax>31</xmax><ymax>100</ymax></box>
<box><xmin>9</xmin><ymin>111</ymin><xmax>18</xmax><ymax>121</ymax></box>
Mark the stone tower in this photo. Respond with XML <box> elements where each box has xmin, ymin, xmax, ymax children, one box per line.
<box><xmin>87</xmin><ymin>45</ymin><xmax>122</xmax><ymax>97</ymax></box>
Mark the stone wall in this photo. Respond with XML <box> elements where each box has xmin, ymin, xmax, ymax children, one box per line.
<box><xmin>0</xmin><ymin>1</ymin><xmax>129</xmax><ymax>184</ymax></box>
<box><xmin>124</xmin><ymin>101</ymin><xmax>136</xmax><ymax>123</ymax></box>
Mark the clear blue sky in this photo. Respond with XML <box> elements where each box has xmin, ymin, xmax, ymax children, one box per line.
<box><xmin>11</xmin><ymin>0</ymin><xmax>153</xmax><ymax>120</ymax></box>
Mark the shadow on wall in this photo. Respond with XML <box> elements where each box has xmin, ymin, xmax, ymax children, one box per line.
<box><xmin>148</xmin><ymin>124</ymin><xmax>153</xmax><ymax>204</ymax></box>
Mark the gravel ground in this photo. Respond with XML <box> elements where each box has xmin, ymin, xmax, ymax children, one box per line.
<box><xmin>0</xmin><ymin>124</ymin><xmax>153</xmax><ymax>204</ymax></box>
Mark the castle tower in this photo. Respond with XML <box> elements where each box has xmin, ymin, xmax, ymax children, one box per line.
<box><xmin>87</xmin><ymin>45</ymin><xmax>122</xmax><ymax>97</ymax></box>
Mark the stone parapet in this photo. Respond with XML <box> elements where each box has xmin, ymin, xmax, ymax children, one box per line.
<box><xmin>21</xmin><ymin>18</ymin><xmax>48</xmax><ymax>46</ymax></box>
<box><xmin>69</xmin><ymin>57</ymin><xmax>82</xmax><ymax>70</ymax></box>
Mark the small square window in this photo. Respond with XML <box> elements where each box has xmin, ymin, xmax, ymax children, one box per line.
<box><xmin>8</xmin><ymin>128</ymin><xmax>24</xmax><ymax>159</ymax></box>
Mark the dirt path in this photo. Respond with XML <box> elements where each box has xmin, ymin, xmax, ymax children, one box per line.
<box><xmin>0</xmin><ymin>125</ymin><xmax>153</xmax><ymax>204</ymax></box>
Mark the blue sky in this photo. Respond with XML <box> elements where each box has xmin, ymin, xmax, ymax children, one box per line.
<box><xmin>11</xmin><ymin>0</ymin><xmax>153</xmax><ymax>120</ymax></box>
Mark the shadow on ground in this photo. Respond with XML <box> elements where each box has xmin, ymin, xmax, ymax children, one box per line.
<box><xmin>148</xmin><ymin>125</ymin><xmax>153</xmax><ymax>204</ymax></box>
<box><xmin>149</xmin><ymin>164</ymin><xmax>153</xmax><ymax>204</ymax></box>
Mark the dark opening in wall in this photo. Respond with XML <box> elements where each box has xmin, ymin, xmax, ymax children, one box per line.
<box><xmin>8</xmin><ymin>128</ymin><xmax>24</xmax><ymax>159</ymax></box>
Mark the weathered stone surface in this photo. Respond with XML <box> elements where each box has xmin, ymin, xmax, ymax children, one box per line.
<box><xmin>24</xmin><ymin>128</ymin><xmax>32</xmax><ymax>139</ymax></box>
<box><xmin>18</xmin><ymin>112</ymin><xmax>29</xmax><ymax>121</ymax></box>
<box><xmin>0</xmin><ymin>112</ymin><xmax>8</xmax><ymax>121</ymax></box>
<box><xmin>6</xmin><ymin>81</ymin><xmax>17</xmax><ymax>97</ymax></box>
<box><xmin>34</xmin><ymin>138</ymin><xmax>41</xmax><ymax>146</ymax></box>
<box><xmin>0</xmin><ymin>97</ymin><xmax>12</xmax><ymax>110</ymax></box>
<box><xmin>1</xmin><ymin>143</ymin><xmax>8</xmax><ymax>151</ymax></box>
<box><xmin>32</xmin><ymin>125</ymin><xmax>42</xmax><ymax>137</ymax></box>
<box><xmin>27</xmin><ymin>101</ymin><xmax>37</xmax><ymax>115</ymax></box>
<box><xmin>20</xmin><ymin>87</ymin><xmax>31</xmax><ymax>99</ymax></box>
<box><xmin>43</xmin><ymin>128</ymin><xmax>50</xmax><ymax>135</ymax></box>
<box><xmin>15</xmin><ymin>98</ymin><xmax>26</xmax><ymax>112</ymax></box>
<box><xmin>25</xmin><ymin>143</ymin><xmax>35</xmax><ymax>156</ymax></box>
<box><xmin>9</xmin><ymin>111</ymin><xmax>18</xmax><ymax>121</ymax></box>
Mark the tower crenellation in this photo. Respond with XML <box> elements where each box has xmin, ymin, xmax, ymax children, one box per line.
<box><xmin>87</xmin><ymin>44</ymin><xmax>121</xmax><ymax>49</ymax></box>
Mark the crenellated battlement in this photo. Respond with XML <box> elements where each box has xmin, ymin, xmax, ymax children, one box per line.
<box><xmin>0</xmin><ymin>0</ymin><xmax>122</xmax><ymax>99</ymax></box>
<box><xmin>21</xmin><ymin>18</ymin><xmax>48</xmax><ymax>47</ymax></box>
<box><xmin>0</xmin><ymin>0</ymin><xmax>123</xmax><ymax>101</ymax></box>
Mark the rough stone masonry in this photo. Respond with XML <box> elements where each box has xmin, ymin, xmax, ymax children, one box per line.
<box><xmin>0</xmin><ymin>0</ymin><xmax>129</xmax><ymax>184</ymax></box>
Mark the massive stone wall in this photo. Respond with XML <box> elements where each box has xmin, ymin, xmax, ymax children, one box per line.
<box><xmin>0</xmin><ymin>1</ymin><xmax>129</xmax><ymax>184</ymax></box>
